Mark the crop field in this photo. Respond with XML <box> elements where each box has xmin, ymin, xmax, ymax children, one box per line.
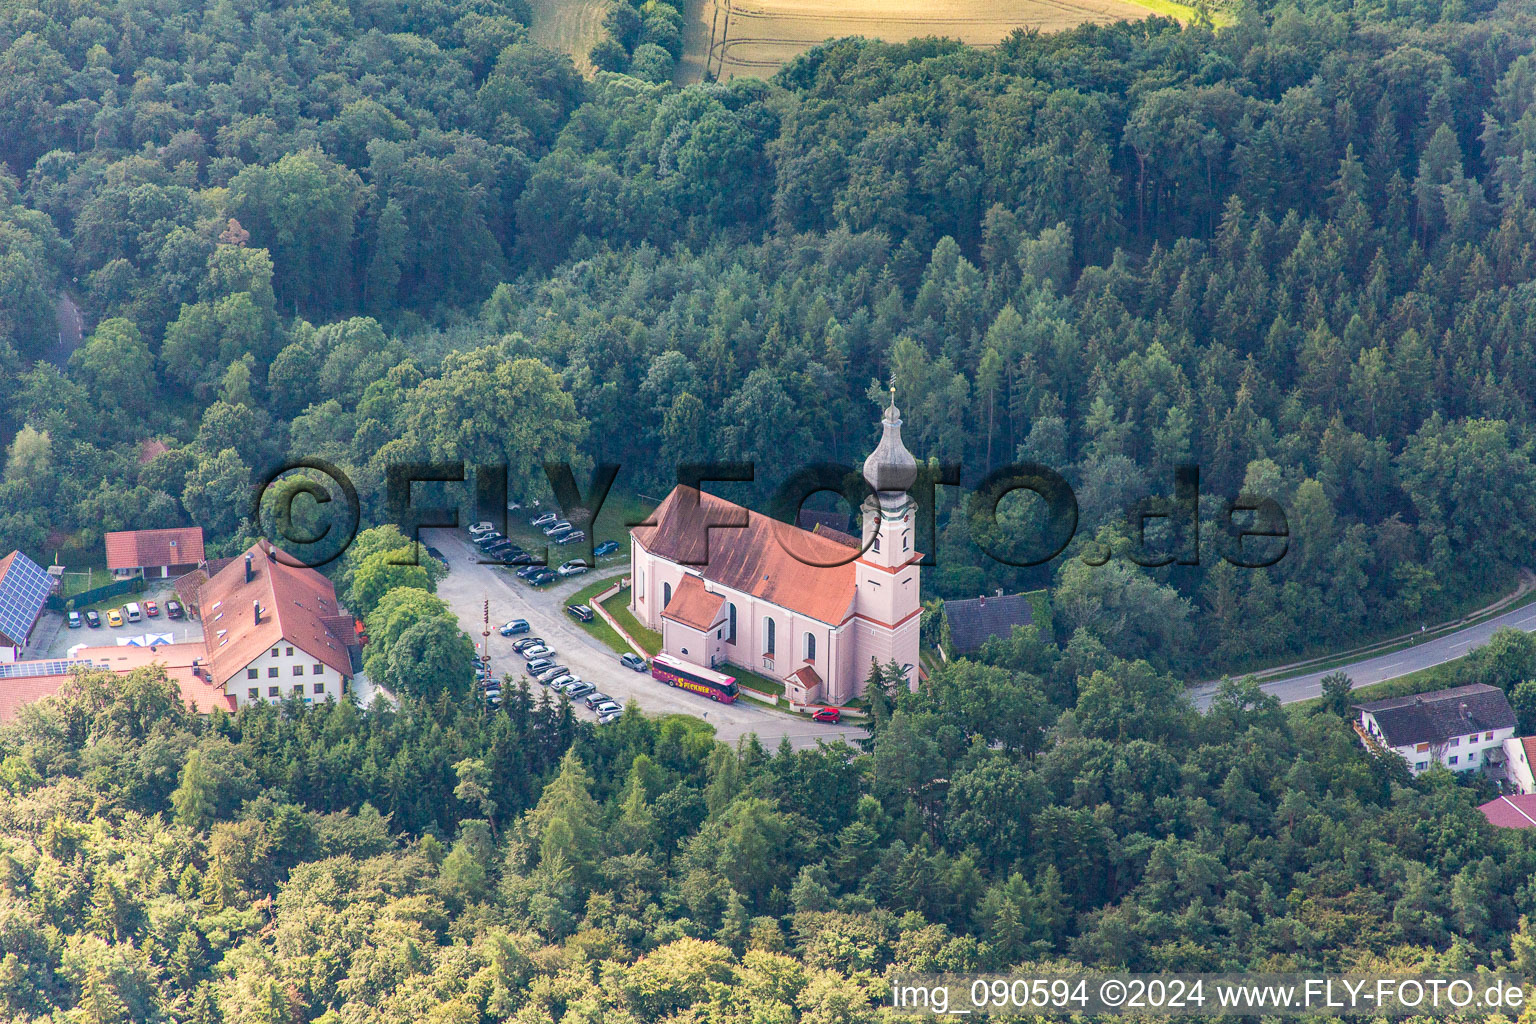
<box><xmin>527</xmin><ymin>0</ymin><xmax>608</xmax><ymax>75</ymax></box>
<box><xmin>682</xmin><ymin>0</ymin><xmax>1162</xmax><ymax>81</ymax></box>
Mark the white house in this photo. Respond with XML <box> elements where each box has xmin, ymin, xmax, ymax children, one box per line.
<box><xmin>196</xmin><ymin>545</ymin><xmax>356</xmax><ymax>707</ymax></box>
<box><xmin>1355</xmin><ymin>684</ymin><xmax>1517</xmax><ymax>775</ymax></box>
<box><xmin>629</xmin><ymin>392</ymin><xmax>922</xmax><ymax>706</ymax></box>
<box><xmin>1502</xmin><ymin>735</ymin><xmax>1536</xmax><ymax>793</ymax></box>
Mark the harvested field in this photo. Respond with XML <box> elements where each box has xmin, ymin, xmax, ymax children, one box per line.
<box><xmin>527</xmin><ymin>0</ymin><xmax>609</xmax><ymax>75</ymax></box>
<box><xmin>681</xmin><ymin>0</ymin><xmax>1161</xmax><ymax>81</ymax></box>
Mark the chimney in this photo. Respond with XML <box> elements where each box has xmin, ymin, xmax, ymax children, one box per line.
<box><xmin>978</xmin><ymin>594</ymin><xmax>986</xmax><ymax>607</ymax></box>
<box><xmin>996</xmin><ymin>587</ymin><xmax>1004</xmax><ymax>597</ymax></box>
<box><xmin>253</xmin><ymin>600</ymin><xmax>261</xmax><ymax>625</ymax></box>
<box><xmin>244</xmin><ymin>553</ymin><xmax>253</xmax><ymax>583</ymax></box>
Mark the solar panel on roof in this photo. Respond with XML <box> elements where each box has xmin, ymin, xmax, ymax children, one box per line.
<box><xmin>0</xmin><ymin>552</ymin><xmax>51</xmax><ymax>647</ymax></box>
<box><xmin>0</xmin><ymin>659</ymin><xmax>89</xmax><ymax>680</ymax></box>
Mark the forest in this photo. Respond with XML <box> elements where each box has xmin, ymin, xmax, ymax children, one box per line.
<box><xmin>5</xmin><ymin>0</ymin><xmax>1536</xmax><ymax>675</ymax></box>
<box><xmin>7</xmin><ymin>633</ymin><xmax>1536</xmax><ymax>1023</ymax></box>
<box><xmin>5</xmin><ymin>0</ymin><xmax>1536</xmax><ymax>1016</ymax></box>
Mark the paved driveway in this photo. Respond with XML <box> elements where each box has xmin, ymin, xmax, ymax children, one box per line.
<box><xmin>425</xmin><ymin>528</ymin><xmax>865</xmax><ymax>750</ymax></box>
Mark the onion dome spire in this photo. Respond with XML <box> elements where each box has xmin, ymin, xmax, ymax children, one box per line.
<box><xmin>863</xmin><ymin>385</ymin><xmax>917</xmax><ymax>509</ymax></box>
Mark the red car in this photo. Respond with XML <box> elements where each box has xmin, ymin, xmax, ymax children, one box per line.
<box><xmin>144</xmin><ymin>600</ymin><xmax>159</xmax><ymax>617</ymax></box>
<box><xmin>812</xmin><ymin>706</ymin><xmax>841</xmax><ymax>723</ymax></box>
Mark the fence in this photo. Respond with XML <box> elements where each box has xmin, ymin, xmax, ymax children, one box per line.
<box><xmin>49</xmin><ymin>575</ymin><xmax>145</xmax><ymax>611</ymax></box>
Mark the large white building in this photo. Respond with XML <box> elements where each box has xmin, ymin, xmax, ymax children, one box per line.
<box><xmin>1355</xmin><ymin>683</ymin><xmax>1517</xmax><ymax>775</ymax></box>
<box><xmin>629</xmin><ymin>393</ymin><xmax>922</xmax><ymax>705</ymax></box>
<box><xmin>196</xmin><ymin>544</ymin><xmax>357</xmax><ymax>707</ymax></box>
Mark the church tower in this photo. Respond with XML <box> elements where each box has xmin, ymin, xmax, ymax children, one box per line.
<box><xmin>853</xmin><ymin>389</ymin><xmax>922</xmax><ymax>695</ymax></box>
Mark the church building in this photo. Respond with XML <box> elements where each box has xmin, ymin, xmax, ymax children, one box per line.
<box><xmin>629</xmin><ymin>392</ymin><xmax>922</xmax><ymax>705</ymax></box>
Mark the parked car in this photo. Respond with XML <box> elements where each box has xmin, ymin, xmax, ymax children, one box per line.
<box><xmin>551</xmin><ymin>677</ymin><xmax>582</xmax><ymax>694</ymax></box>
<box><xmin>521</xmin><ymin>645</ymin><xmax>552</xmax><ymax>660</ymax></box>
<box><xmin>594</xmin><ymin>540</ymin><xmax>621</xmax><ymax>558</ymax></box>
<box><xmin>144</xmin><ymin>600</ymin><xmax>159</xmax><ymax>617</ymax></box>
<box><xmin>506</xmin><ymin>500</ymin><xmax>522</xmax><ymax>512</ymax></box>
<box><xmin>565</xmin><ymin>681</ymin><xmax>596</xmax><ymax>699</ymax></box>
<box><xmin>107</xmin><ymin>608</ymin><xmax>124</xmax><ymax>627</ymax></box>
<box><xmin>556</xmin><ymin>531</ymin><xmax>585</xmax><ymax>546</ymax></box>
<box><xmin>67</xmin><ymin>610</ymin><xmax>81</xmax><ymax>628</ymax></box>
<box><xmin>583</xmin><ymin>692</ymin><xmax>611</xmax><ymax>710</ymax></box>
<box><xmin>481</xmin><ymin>677</ymin><xmax>503</xmax><ymax>691</ymax></box>
<box><xmin>474</xmin><ymin>533</ymin><xmax>505</xmax><ymax>549</ymax></box>
<box><xmin>424</xmin><ymin>545</ymin><xmax>449</xmax><ymax>568</ymax></box>
<box><xmin>165</xmin><ymin>600</ymin><xmax>184</xmax><ymax>619</ymax></box>
<box><xmin>499</xmin><ymin>619</ymin><xmax>529</xmax><ymax>636</ymax></box>
<box><xmin>123</xmin><ymin>602</ymin><xmax>142</xmax><ymax>622</ymax></box>
<box><xmin>597</xmin><ymin>708</ymin><xmax>623</xmax><ymax>724</ymax></box>
<box><xmin>566</xmin><ymin>604</ymin><xmax>594</xmax><ymax>622</ymax></box>
<box><xmin>593</xmin><ymin>700</ymin><xmax>621</xmax><ymax>717</ymax></box>
<box><xmin>507</xmin><ymin>552</ymin><xmax>541</xmax><ymax>565</ymax></box>
<box><xmin>515</xmin><ymin>564</ymin><xmax>543</xmax><ymax>579</ymax></box>
<box><xmin>620</xmin><ymin>652</ymin><xmax>648</xmax><ymax>672</ymax></box>
<box><xmin>530</xmin><ymin>512</ymin><xmax>558</xmax><ymax>527</ymax></box>
<box><xmin>812</xmin><ymin>707</ymin><xmax>842</xmax><ymax>723</ymax></box>
<box><xmin>544</xmin><ymin>521</ymin><xmax>573</xmax><ymax>537</ymax></box>
<box><xmin>557</xmin><ymin>559</ymin><xmax>587</xmax><ymax>576</ymax></box>
<box><xmin>84</xmin><ymin>610</ymin><xmax>101</xmax><ymax>628</ymax></box>
<box><xmin>468</xmin><ymin>522</ymin><xmax>495</xmax><ymax>536</ymax></box>
<box><xmin>525</xmin><ymin>658</ymin><xmax>555</xmax><ymax>675</ymax></box>
<box><xmin>512</xmin><ymin>635</ymin><xmax>543</xmax><ymax>650</ymax></box>
<box><xmin>528</xmin><ymin>571</ymin><xmax>557</xmax><ymax>586</ymax></box>
<box><xmin>535</xmin><ymin>665</ymin><xmax>569</xmax><ymax>683</ymax></box>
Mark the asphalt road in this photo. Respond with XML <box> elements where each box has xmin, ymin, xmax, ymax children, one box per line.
<box><xmin>52</xmin><ymin>292</ymin><xmax>84</xmax><ymax>365</ymax></box>
<box><xmin>1188</xmin><ymin>599</ymin><xmax>1536</xmax><ymax>709</ymax></box>
<box><xmin>425</xmin><ymin>528</ymin><xmax>866</xmax><ymax>750</ymax></box>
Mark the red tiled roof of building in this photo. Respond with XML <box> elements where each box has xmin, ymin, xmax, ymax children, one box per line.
<box><xmin>633</xmin><ymin>486</ymin><xmax>858</xmax><ymax>626</ymax></box>
<box><xmin>104</xmin><ymin>527</ymin><xmax>205</xmax><ymax>571</ymax></box>
<box><xmin>199</xmin><ymin>544</ymin><xmax>352</xmax><ymax>687</ymax></box>
<box><xmin>788</xmin><ymin>664</ymin><xmax>822</xmax><ymax>689</ymax></box>
<box><xmin>1479</xmin><ymin>794</ymin><xmax>1536</xmax><ymax>829</ymax></box>
<box><xmin>662</xmin><ymin>575</ymin><xmax>727</xmax><ymax>631</ymax></box>
<box><xmin>0</xmin><ymin>642</ymin><xmax>234</xmax><ymax>722</ymax></box>
<box><xmin>811</xmin><ymin>523</ymin><xmax>861</xmax><ymax>548</ymax></box>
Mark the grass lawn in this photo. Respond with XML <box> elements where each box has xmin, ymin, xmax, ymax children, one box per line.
<box><xmin>723</xmin><ymin>663</ymin><xmax>784</xmax><ymax>697</ymax></box>
<box><xmin>600</xmin><ymin>589</ymin><xmax>662</xmax><ymax>655</ymax></box>
<box><xmin>564</xmin><ymin>575</ymin><xmax>633</xmax><ymax>655</ymax></box>
<box><xmin>60</xmin><ymin>567</ymin><xmax>116</xmax><ymax>598</ymax></box>
<box><xmin>1126</xmin><ymin>0</ymin><xmax>1231</xmax><ymax>25</ymax></box>
<box><xmin>498</xmin><ymin>490</ymin><xmax>652</xmax><ymax>563</ymax></box>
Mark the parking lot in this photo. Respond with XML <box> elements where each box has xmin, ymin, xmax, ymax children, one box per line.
<box><xmin>30</xmin><ymin>584</ymin><xmax>204</xmax><ymax>659</ymax></box>
<box><xmin>426</xmin><ymin>527</ymin><xmax>866</xmax><ymax>749</ymax></box>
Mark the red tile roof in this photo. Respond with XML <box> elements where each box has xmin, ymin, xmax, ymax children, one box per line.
<box><xmin>788</xmin><ymin>664</ymin><xmax>823</xmax><ymax>689</ymax></box>
<box><xmin>0</xmin><ymin>642</ymin><xmax>234</xmax><ymax>722</ymax></box>
<box><xmin>198</xmin><ymin>544</ymin><xmax>353</xmax><ymax>686</ymax></box>
<box><xmin>662</xmin><ymin>575</ymin><xmax>727</xmax><ymax>631</ymax></box>
<box><xmin>104</xmin><ymin>528</ymin><xmax>205</xmax><ymax>571</ymax></box>
<box><xmin>811</xmin><ymin>523</ymin><xmax>861</xmax><ymax>548</ymax></box>
<box><xmin>633</xmin><ymin>487</ymin><xmax>858</xmax><ymax>626</ymax></box>
<box><xmin>1479</xmin><ymin>794</ymin><xmax>1536</xmax><ymax>829</ymax></box>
